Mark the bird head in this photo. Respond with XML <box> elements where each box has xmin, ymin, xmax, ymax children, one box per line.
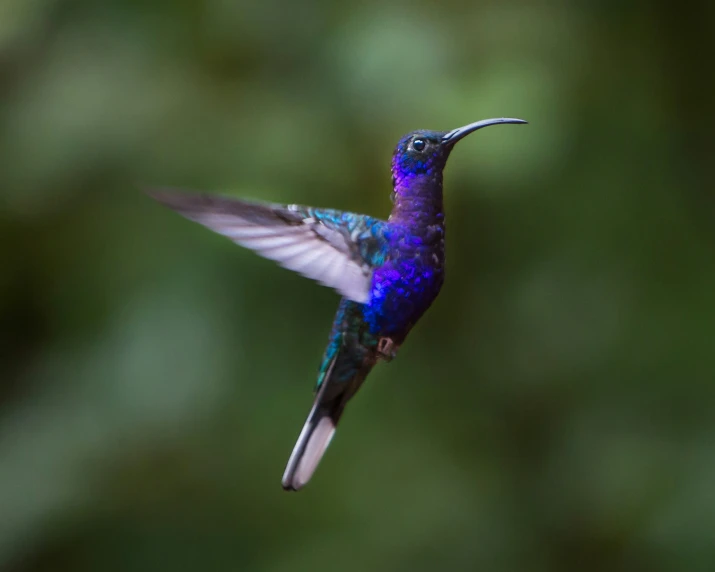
<box><xmin>390</xmin><ymin>118</ymin><xmax>527</xmax><ymax>185</ymax></box>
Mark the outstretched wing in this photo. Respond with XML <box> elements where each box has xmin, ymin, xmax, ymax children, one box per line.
<box><xmin>148</xmin><ymin>190</ymin><xmax>388</xmax><ymax>304</ymax></box>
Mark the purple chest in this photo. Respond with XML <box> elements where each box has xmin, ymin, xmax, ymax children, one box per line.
<box><xmin>363</xmin><ymin>226</ymin><xmax>445</xmax><ymax>338</ymax></box>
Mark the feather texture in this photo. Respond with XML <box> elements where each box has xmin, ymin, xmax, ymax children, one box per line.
<box><xmin>148</xmin><ymin>190</ymin><xmax>388</xmax><ymax>304</ymax></box>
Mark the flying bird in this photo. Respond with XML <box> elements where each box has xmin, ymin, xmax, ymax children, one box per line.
<box><xmin>148</xmin><ymin>117</ymin><xmax>527</xmax><ymax>490</ymax></box>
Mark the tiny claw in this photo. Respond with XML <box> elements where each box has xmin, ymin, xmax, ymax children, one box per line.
<box><xmin>377</xmin><ymin>337</ymin><xmax>399</xmax><ymax>362</ymax></box>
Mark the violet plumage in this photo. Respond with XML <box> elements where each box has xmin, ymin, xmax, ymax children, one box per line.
<box><xmin>148</xmin><ymin>117</ymin><xmax>527</xmax><ymax>491</ymax></box>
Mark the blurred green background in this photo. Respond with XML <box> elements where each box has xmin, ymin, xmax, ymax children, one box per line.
<box><xmin>1</xmin><ymin>0</ymin><xmax>714</xmax><ymax>570</ymax></box>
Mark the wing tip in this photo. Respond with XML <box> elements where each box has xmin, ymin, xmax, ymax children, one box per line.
<box><xmin>144</xmin><ymin>187</ymin><xmax>270</xmax><ymax>218</ymax></box>
<box><xmin>143</xmin><ymin>187</ymin><xmax>206</xmax><ymax>211</ymax></box>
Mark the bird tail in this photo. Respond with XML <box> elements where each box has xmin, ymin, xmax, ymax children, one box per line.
<box><xmin>281</xmin><ymin>386</ymin><xmax>342</xmax><ymax>491</ymax></box>
<box><xmin>282</xmin><ymin>353</ymin><xmax>369</xmax><ymax>491</ymax></box>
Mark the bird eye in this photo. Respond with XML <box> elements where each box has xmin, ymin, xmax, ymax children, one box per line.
<box><xmin>413</xmin><ymin>138</ymin><xmax>426</xmax><ymax>151</ymax></box>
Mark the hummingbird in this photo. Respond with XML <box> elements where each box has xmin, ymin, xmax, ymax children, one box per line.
<box><xmin>148</xmin><ymin>117</ymin><xmax>527</xmax><ymax>491</ymax></box>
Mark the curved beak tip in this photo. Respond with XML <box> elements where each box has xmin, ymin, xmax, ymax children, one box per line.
<box><xmin>442</xmin><ymin>117</ymin><xmax>528</xmax><ymax>145</ymax></box>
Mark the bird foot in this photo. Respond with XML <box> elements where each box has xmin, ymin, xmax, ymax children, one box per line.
<box><xmin>376</xmin><ymin>337</ymin><xmax>399</xmax><ymax>362</ymax></box>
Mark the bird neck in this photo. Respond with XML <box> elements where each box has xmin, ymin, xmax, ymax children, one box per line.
<box><xmin>389</xmin><ymin>172</ymin><xmax>445</xmax><ymax>228</ymax></box>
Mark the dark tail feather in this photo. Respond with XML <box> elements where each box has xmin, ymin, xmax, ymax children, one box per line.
<box><xmin>282</xmin><ymin>356</ymin><xmax>349</xmax><ymax>491</ymax></box>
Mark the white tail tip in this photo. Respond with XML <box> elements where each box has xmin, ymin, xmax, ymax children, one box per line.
<box><xmin>282</xmin><ymin>416</ymin><xmax>336</xmax><ymax>491</ymax></box>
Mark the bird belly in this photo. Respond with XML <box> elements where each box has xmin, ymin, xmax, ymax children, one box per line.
<box><xmin>363</xmin><ymin>257</ymin><xmax>444</xmax><ymax>341</ymax></box>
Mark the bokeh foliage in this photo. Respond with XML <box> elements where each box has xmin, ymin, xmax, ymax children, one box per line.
<box><xmin>1</xmin><ymin>0</ymin><xmax>714</xmax><ymax>570</ymax></box>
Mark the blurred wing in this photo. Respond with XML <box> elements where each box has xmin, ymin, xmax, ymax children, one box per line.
<box><xmin>148</xmin><ymin>190</ymin><xmax>387</xmax><ymax>304</ymax></box>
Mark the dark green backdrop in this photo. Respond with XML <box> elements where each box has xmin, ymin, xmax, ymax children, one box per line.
<box><xmin>1</xmin><ymin>1</ymin><xmax>714</xmax><ymax>570</ymax></box>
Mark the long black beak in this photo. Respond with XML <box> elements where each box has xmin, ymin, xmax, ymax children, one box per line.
<box><xmin>442</xmin><ymin>117</ymin><xmax>527</xmax><ymax>146</ymax></box>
